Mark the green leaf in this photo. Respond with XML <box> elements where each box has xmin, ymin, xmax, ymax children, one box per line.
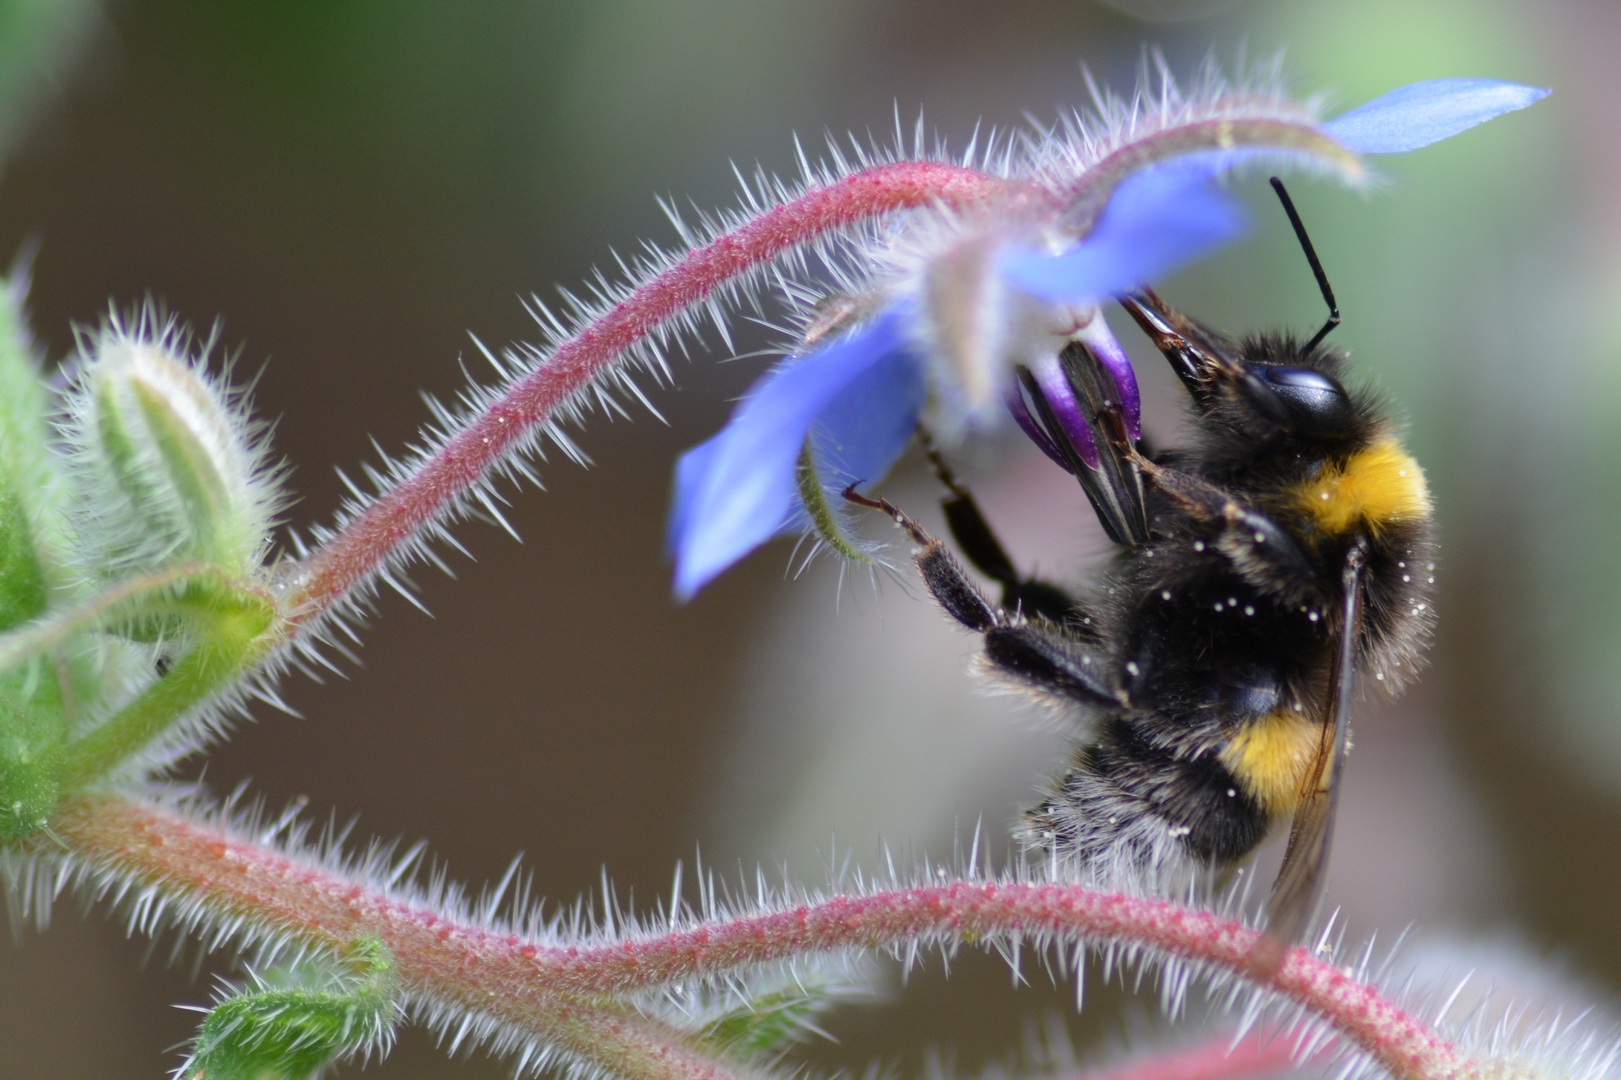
<box><xmin>694</xmin><ymin>977</ymin><xmax>849</xmax><ymax>1061</ymax></box>
<box><xmin>0</xmin><ymin>277</ymin><xmax>73</xmax><ymax>839</ymax></box>
<box><xmin>0</xmin><ymin>275</ymin><xmax>65</xmax><ymax>633</ymax></box>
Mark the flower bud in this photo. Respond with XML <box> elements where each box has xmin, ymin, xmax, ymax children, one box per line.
<box><xmin>181</xmin><ymin>938</ymin><xmax>397</xmax><ymax>1080</ymax></box>
<box><xmin>64</xmin><ymin>320</ymin><xmax>279</xmax><ymax>578</ymax></box>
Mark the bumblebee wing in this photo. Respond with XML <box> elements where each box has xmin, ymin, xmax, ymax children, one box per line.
<box><xmin>1254</xmin><ymin>540</ymin><xmax>1368</xmax><ymax>973</ymax></box>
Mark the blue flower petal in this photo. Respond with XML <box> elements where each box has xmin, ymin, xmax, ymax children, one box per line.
<box><xmin>997</xmin><ymin>166</ymin><xmax>1249</xmax><ymax>302</ymax></box>
<box><xmin>1322</xmin><ymin>78</ymin><xmax>1549</xmax><ymax>154</ymax></box>
<box><xmin>669</xmin><ymin>310</ymin><xmax>913</xmax><ymax>600</ymax></box>
<box><xmin>807</xmin><ymin>344</ymin><xmax>926</xmax><ymax>491</ymax></box>
<box><xmin>665</xmin><ymin>430</ymin><xmax>724</xmax><ymax>557</ymax></box>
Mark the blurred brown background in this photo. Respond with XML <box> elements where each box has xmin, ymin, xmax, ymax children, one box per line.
<box><xmin>0</xmin><ymin>0</ymin><xmax>1613</xmax><ymax>1076</ymax></box>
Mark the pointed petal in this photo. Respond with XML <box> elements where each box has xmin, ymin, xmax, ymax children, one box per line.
<box><xmin>1322</xmin><ymin>78</ymin><xmax>1549</xmax><ymax>154</ymax></box>
<box><xmin>665</xmin><ymin>431</ymin><xmax>723</xmax><ymax>557</ymax></box>
<box><xmin>997</xmin><ymin>166</ymin><xmax>1248</xmax><ymax>303</ymax></box>
<box><xmin>669</xmin><ymin>310</ymin><xmax>912</xmax><ymax>600</ymax></box>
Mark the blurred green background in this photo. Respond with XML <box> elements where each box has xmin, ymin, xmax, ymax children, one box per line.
<box><xmin>0</xmin><ymin>0</ymin><xmax>1607</xmax><ymax>1076</ymax></box>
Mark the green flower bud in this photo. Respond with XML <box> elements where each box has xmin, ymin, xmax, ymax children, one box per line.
<box><xmin>182</xmin><ymin>939</ymin><xmax>397</xmax><ymax>1080</ymax></box>
<box><xmin>63</xmin><ymin>317</ymin><xmax>282</xmax><ymax>580</ymax></box>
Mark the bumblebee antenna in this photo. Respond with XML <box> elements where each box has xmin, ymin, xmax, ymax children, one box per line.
<box><xmin>1269</xmin><ymin>176</ymin><xmax>1341</xmax><ymax>352</ymax></box>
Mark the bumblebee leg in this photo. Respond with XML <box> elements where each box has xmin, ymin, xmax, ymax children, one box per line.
<box><xmin>1132</xmin><ymin>455</ymin><xmax>1321</xmax><ymax>605</ymax></box>
<box><xmin>844</xmin><ymin>486</ymin><xmax>1120</xmax><ymax>707</ymax></box>
<box><xmin>1119</xmin><ymin>290</ymin><xmax>1292</xmax><ymax>428</ymax></box>
<box><xmin>983</xmin><ymin>622</ymin><xmax>1122</xmax><ymax>707</ymax></box>
<box><xmin>916</xmin><ymin>428</ymin><xmax>1079</xmax><ymax>625</ymax></box>
<box><xmin>842</xmin><ymin>486</ymin><xmax>999</xmax><ymax>631</ymax></box>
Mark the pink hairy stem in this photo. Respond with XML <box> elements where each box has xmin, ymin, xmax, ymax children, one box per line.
<box><xmin>53</xmin><ymin>795</ymin><xmax>742</xmax><ymax>1080</ymax></box>
<box><xmin>284</xmin><ymin>160</ymin><xmax>1011</xmax><ymax>627</ymax></box>
<box><xmin>1066</xmin><ymin>1031</ymin><xmax>1306</xmax><ymax>1080</ymax></box>
<box><xmin>58</xmin><ymin>794</ymin><xmax>1472</xmax><ymax>1080</ymax></box>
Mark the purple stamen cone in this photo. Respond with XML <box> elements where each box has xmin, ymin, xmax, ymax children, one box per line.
<box><xmin>1008</xmin><ymin>385</ymin><xmax>1074</xmax><ymax>474</ymax></box>
<box><xmin>1075</xmin><ymin>315</ymin><xmax>1140</xmax><ymax>442</ymax></box>
<box><xmin>1030</xmin><ymin>353</ymin><xmax>1100</xmax><ymax>469</ymax></box>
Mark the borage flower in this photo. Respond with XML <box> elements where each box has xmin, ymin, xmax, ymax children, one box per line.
<box><xmin>668</xmin><ymin>74</ymin><xmax>1546</xmax><ymax>600</ymax></box>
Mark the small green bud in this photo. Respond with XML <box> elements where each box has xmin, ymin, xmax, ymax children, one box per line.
<box><xmin>64</xmin><ymin>317</ymin><xmax>281</xmax><ymax>579</ymax></box>
<box><xmin>693</xmin><ymin>965</ymin><xmax>865</xmax><ymax>1062</ymax></box>
<box><xmin>182</xmin><ymin>938</ymin><xmax>397</xmax><ymax>1080</ymax></box>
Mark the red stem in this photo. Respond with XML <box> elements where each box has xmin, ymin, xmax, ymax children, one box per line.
<box><xmin>57</xmin><ymin>794</ymin><xmax>1471</xmax><ymax>1080</ymax></box>
<box><xmin>285</xmin><ymin>161</ymin><xmax>1006</xmax><ymax>625</ymax></box>
<box><xmin>54</xmin><ymin>794</ymin><xmax>740</xmax><ymax>1080</ymax></box>
<box><xmin>1068</xmin><ymin>1031</ymin><xmax>1304</xmax><ymax>1080</ymax></box>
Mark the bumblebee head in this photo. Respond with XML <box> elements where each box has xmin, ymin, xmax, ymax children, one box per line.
<box><xmin>1225</xmin><ymin>340</ymin><xmax>1368</xmax><ymax>441</ymax></box>
<box><xmin>1244</xmin><ymin>361</ymin><xmax>1348</xmax><ymax>428</ymax></box>
<box><xmin>1122</xmin><ymin>177</ymin><xmax>1378</xmax><ymax>449</ymax></box>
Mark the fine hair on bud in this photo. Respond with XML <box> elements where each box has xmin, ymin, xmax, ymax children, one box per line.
<box><xmin>57</xmin><ymin>306</ymin><xmax>287</xmax><ymax>581</ymax></box>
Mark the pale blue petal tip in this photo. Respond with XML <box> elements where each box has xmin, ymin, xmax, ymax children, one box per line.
<box><xmin>1323</xmin><ymin>78</ymin><xmax>1549</xmax><ymax>154</ymax></box>
<box><xmin>668</xmin><ymin>310</ymin><xmax>913</xmax><ymax>601</ymax></box>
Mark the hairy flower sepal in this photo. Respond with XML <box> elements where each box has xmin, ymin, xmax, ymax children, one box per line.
<box><xmin>181</xmin><ymin>937</ymin><xmax>400</xmax><ymax>1080</ymax></box>
<box><xmin>0</xmin><ymin>568</ymin><xmax>279</xmax><ymax>839</ymax></box>
<box><xmin>667</xmin><ymin>77</ymin><xmax>1548</xmax><ymax>597</ymax></box>
<box><xmin>55</xmin><ymin>572</ymin><xmax>277</xmax><ymax>787</ymax></box>
<box><xmin>66</xmin><ymin>326</ymin><xmax>278</xmax><ymax>579</ymax></box>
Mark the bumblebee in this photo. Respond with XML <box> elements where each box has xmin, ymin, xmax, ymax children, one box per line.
<box><xmin>848</xmin><ymin>179</ymin><xmax>1436</xmax><ymax>945</ymax></box>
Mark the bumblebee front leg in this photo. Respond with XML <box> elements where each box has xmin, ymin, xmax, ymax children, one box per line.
<box><xmin>842</xmin><ymin>486</ymin><xmax>1000</xmax><ymax>631</ymax></box>
<box><xmin>1131</xmin><ymin>455</ymin><xmax>1322</xmax><ymax>607</ymax></box>
<box><xmin>843</xmin><ymin>487</ymin><xmax>1121</xmax><ymax>708</ymax></box>
<box><xmin>916</xmin><ymin>427</ymin><xmax>1081</xmax><ymax>627</ymax></box>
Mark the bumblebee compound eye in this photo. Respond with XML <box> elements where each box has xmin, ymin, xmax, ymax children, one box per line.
<box><xmin>1257</xmin><ymin>364</ymin><xmax>1356</xmax><ymax>436</ymax></box>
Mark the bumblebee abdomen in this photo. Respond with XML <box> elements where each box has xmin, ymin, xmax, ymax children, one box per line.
<box><xmin>1025</xmin><ymin>714</ymin><xmax>1272</xmax><ymax>869</ymax></box>
<box><xmin>1217</xmin><ymin>705</ymin><xmax>1321</xmax><ymax>817</ymax></box>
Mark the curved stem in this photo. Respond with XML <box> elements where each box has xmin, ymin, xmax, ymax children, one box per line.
<box><xmin>1068</xmin><ymin>1031</ymin><xmax>1305</xmax><ymax>1080</ymax></box>
<box><xmin>55</xmin><ymin>793</ymin><xmax>1469</xmax><ymax>1080</ymax></box>
<box><xmin>1054</xmin><ymin>118</ymin><xmax>1362</xmax><ymax>238</ymax></box>
<box><xmin>52</xmin><ymin>794</ymin><xmax>742</xmax><ymax>1080</ymax></box>
<box><xmin>285</xmin><ymin>161</ymin><xmax>1007</xmax><ymax>630</ymax></box>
